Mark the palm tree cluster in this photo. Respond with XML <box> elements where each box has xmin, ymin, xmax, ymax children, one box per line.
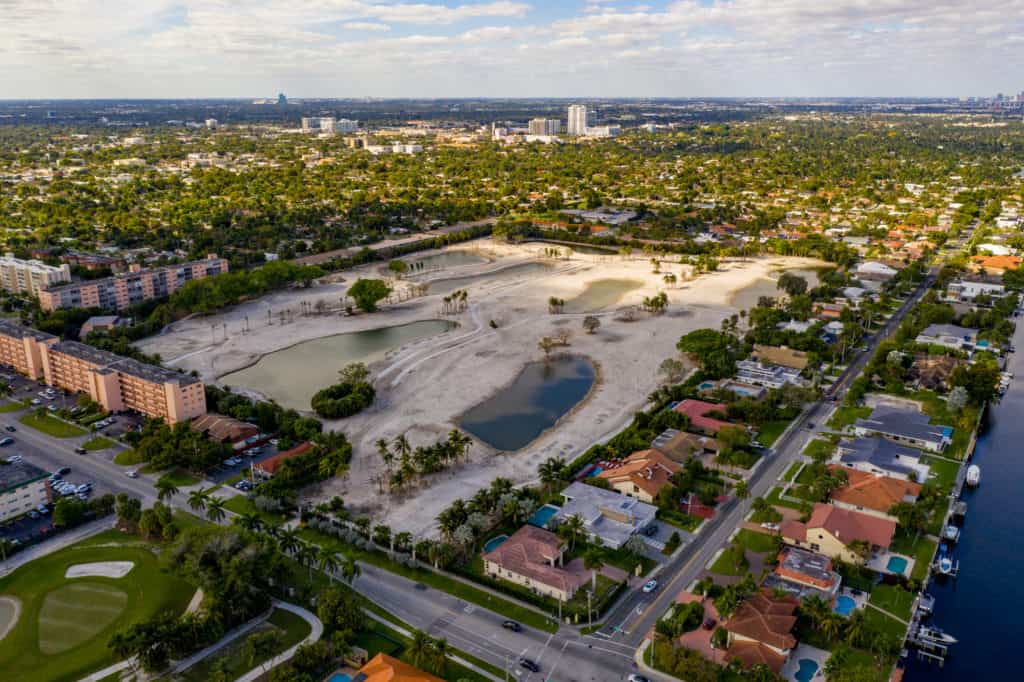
<box><xmin>187</xmin><ymin>487</ymin><xmax>227</xmax><ymax>523</ymax></box>
<box><xmin>435</xmin><ymin>477</ymin><xmax>538</xmax><ymax>555</ymax></box>
<box><xmin>376</xmin><ymin>430</ymin><xmax>473</xmax><ymax>492</ymax></box>
<box><xmin>407</xmin><ymin>630</ymin><xmax>451</xmax><ymax>677</ymax></box>
<box><xmin>642</xmin><ymin>291</ymin><xmax>669</xmax><ymax>314</ymax></box>
<box><xmin>548</xmin><ymin>296</ymin><xmax>566</xmax><ymax>313</ymax></box>
<box><xmin>441</xmin><ymin>289</ymin><xmax>469</xmax><ymax>315</ymax></box>
<box><xmin>801</xmin><ymin>595</ymin><xmax>899</xmax><ymax>665</ymax></box>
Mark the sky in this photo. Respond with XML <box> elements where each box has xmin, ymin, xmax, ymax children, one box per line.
<box><xmin>1</xmin><ymin>0</ymin><xmax>1023</xmax><ymax>99</ymax></box>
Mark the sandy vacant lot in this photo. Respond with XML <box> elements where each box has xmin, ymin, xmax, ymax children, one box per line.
<box><xmin>65</xmin><ymin>561</ymin><xmax>135</xmax><ymax>579</ymax></box>
<box><xmin>139</xmin><ymin>240</ymin><xmax>826</xmax><ymax>536</ymax></box>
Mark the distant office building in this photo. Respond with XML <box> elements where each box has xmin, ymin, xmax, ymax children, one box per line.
<box><xmin>586</xmin><ymin>125</ymin><xmax>620</xmax><ymax>138</ymax></box>
<box><xmin>0</xmin><ymin>320</ymin><xmax>206</xmax><ymax>424</ymax></box>
<box><xmin>567</xmin><ymin>105</ymin><xmax>590</xmax><ymax>136</ymax></box>
<box><xmin>392</xmin><ymin>143</ymin><xmax>423</xmax><ymax>154</ymax></box>
<box><xmin>0</xmin><ymin>253</ymin><xmax>71</xmax><ymax>297</ymax></box>
<box><xmin>335</xmin><ymin>118</ymin><xmax>359</xmax><ymax>133</ymax></box>
<box><xmin>205</xmin><ymin>118</ymin><xmax>218</xmax><ymax>129</ymax></box>
<box><xmin>38</xmin><ymin>254</ymin><xmax>228</xmax><ymax>312</ymax></box>
<box><xmin>277</xmin><ymin>93</ymin><xmax>288</xmax><ymax>106</ymax></box>
<box><xmin>302</xmin><ymin>117</ymin><xmax>358</xmax><ymax>134</ymax></box>
<box><xmin>528</xmin><ymin>118</ymin><xmax>561</xmax><ymax>135</ymax></box>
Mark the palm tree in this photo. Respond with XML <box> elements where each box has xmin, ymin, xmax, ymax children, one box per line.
<box><xmin>155</xmin><ymin>477</ymin><xmax>179</xmax><ymax>503</ymax></box>
<box><xmin>556</xmin><ymin>515</ymin><xmax>586</xmax><ymax>551</ymax></box>
<box><xmin>340</xmin><ymin>556</ymin><xmax>361</xmax><ymax>585</ymax></box>
<box><xmin>432</xmin><ymin>637</ymin><xmax>450</xmax><ymax>676</ymax></box>
<box><xmin>317</xmin><ymin>547</ymin><xmax>339</xmax><ymax>580</ymax></box>
<box><xmin>187</xmin><ymin>487</ymin><xmax>210</xmax><ymax>513</ymax></box>
<box><xmin>393</xmin><ymin>433</ymin><xmax>412</xmax><ymax>465</ymax></box>
<box><xmin>408</xmin><ymin>630</ymin><xmax>434</xmax><ymax>671</ymax></box>
<box><xmin>376</xmin><ymin>438</ymin><xmax>394</xmax><ymax>471</ymax></box>
<box><xmin>734</xmin><ymin>480</ymin><xmax>750</xmax><ymax>500</ymax></box>
<box><xmin>0</xmin><ymin>538</ymin><xmax>13</xmax><ymax>561</ymax></box>
<box><xmin>205</xmin><ymin>497</ymin><xmax>226</xmax><ymax>523</ymax></box>
<box><xmin>583</xmin><ymin>548</ymin><xmax>603</xmax><ymax>592</ymax></box>
<box><xmin>821</xmin><ymin>613</ymin><xmax>844</xmax><ymax>640</ymax></box>
<box><xmin>277</xmin><ymin>528</ymin><xmax>301</xmax><ymax>556</ymax></box>
<box><xmin>845</xmin><ymin>610</ymin><xmax>867</xmax><ymax>646</ymax></box>
<box><xmin>538</xmin><ymin>457</ymin><xmax>566</xmax><ymax>490</ymax></box>
<box><xmin>235</xmin><ymin>512</ymin><xmax>263</xmax><ymax>533</ymax></box>
<box><xmin>801</xmin><ymin>594</ymin><xmax>830</xmax><ymax>630</ymax></box>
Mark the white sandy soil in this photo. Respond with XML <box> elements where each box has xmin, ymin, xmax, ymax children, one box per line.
<box><xmin>138</xmin><ymin>240</ymin><xmax>828</xmax><ymax>536</ymax></box>
<box><xmin>65</xmin><ymin>561</ymin><xmax>135</xmax><ymax>579</ymax></box>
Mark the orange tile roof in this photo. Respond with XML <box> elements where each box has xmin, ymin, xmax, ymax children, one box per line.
<box><xmin>673</xmin><ymin>399</ymin><xmax>734</xmax><ymax>434</ymax></box>
<box><xmin>829</xmin><ymin>466</ymin><xmax>922</xmax><ymax>514</ymax></box>
<box><xmin>973</xmin><ymin>255</ymin><xmax>1022</xmax><ymax>272</ymax></box>
<box><xmin>357</xmin><ymin>653</ymin><xmax>445</xmax><ymax>682</ymax></box>
<box><xmin>781</xmin><ymin>503</ymin><xmax>896</xmax><ymax>549</ymax></box>
<box><xmin>598</xmin><ymin>449</ymin><xmax>680</xmax><ymax>498</ymax></box>
<box><xmin>482</xmin><ymin>525</ymin><xmax>582</xmax><ymax>596</ymax></box>
<box><xmin>254</xmin><ymin>441</ymin><xmax>313</xmax><ymax>475</ymax></box>
<box><xmin>723</xmin><ymin>590</ymin><xmax>798</xmax><ymax>652</ymax></box>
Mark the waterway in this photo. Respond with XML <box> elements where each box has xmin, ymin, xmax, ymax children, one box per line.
<box><xmin>220</xmin><ymin>320</ymin><xmax>457</xmax><ymax>411</ymax></box>
<box><xmin>459</xmin><ymin>355</ymin><xmax>596</xmax><ymax>451</ymax></box>
<box><xmin>904</xmin><ymin>321</ymin><xmax>1024</xmax><ymax>681</ymax></box>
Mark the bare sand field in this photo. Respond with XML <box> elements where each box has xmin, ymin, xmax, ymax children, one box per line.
<box><xmin>138</xmin><ymin>240</ymin><xmax>827</xmax><ymax>536</ymax></box>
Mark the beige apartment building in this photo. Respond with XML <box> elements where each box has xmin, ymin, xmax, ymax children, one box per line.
<box><xmin>38</xmin><ymin>254</ymin><xmax>228</xmax><ymax>312</ymax></box>
<box><xmin>0</xmin><ymin>459</ymin><xmax>49</xmax><ymax>522</ymax></box>
<box><xmin>0</xmin><ymin>253</ymin><xmax>71</xmax><ymax>297</ymax></box>
<box><xmin>0</xmin><ymin>321</ymin><xmax>206</xmax><ymax>424</ymax></box>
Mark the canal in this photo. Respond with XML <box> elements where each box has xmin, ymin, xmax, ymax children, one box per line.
<box><xmin>905</xmin><ymin>322</ymin><xmax>1024</xmax><ymax>680</ymax></box>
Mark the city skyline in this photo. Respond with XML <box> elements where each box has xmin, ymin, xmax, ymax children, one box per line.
<box><xmin>2</xmin><ymin>0</ymin><xmax>1023</xmax><ymax>99</ymax></box>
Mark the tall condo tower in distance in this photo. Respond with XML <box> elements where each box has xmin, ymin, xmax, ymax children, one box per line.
<box><xmin>567</xmin><ymin>104</ymin><xmax>589</xmax><ymax>136</ymax></box>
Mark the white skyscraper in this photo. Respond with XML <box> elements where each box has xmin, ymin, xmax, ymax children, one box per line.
<box><xmin>567</xmin><ymin>104</ymin><xmax>589</xmax><ymax>136</ymax></box>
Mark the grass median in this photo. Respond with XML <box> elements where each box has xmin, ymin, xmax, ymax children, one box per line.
<box><xmin>19</xmin><ymin>412</ymin><xmax>88</xmax><ymax>438</ymax></box>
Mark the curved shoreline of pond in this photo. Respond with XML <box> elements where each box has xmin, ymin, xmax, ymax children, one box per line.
<box><xmin>456</xmin><ymin>353</ymin><xmax>604</xmax><ymax>453</ymax></box>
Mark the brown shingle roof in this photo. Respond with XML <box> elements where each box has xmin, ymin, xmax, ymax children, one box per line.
<box><xmin>597</xmin><ymin>449</ymin><xmax>679</xmax><ymax>498</ymax></box>
<box><xmin>829</xmin><ymin>466</ymin><xmax>921</xmax><ymax>514</ymax></box>
<box><xmin>781</xmin><ymin>503</ymin><xmax>896</xmax><ymax>549</ymax></box>
<box><xmin>190</xmin><ymin>413</ymin><xmax>258</xmax><ymax>443</ymax></box>
<box><xmin>723</xmin><ymin>590</ymin><xmax>798</xmax><ymax>652</ymax></box>
<box><xmin>752</xmin><ymin>345</ymin><xmax>809</xmax><ymax>371</ymax></box>
<box><xmin>482</xmin><ymin>526</ymin><xmax>582</xmax><ymax>595</ymax></box>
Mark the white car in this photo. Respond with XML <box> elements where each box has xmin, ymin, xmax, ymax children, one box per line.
<box><xmin>760</xmin><ymin>522</ymin><xmax>780</xmax><ymax>531</ymax></box>
<box><xmin>642</xmin><ymin>579</ymin><xmax>658</xmax><ymax>593</ymax></box>
<box><xmin>127</xmin><ymin>470</ymin><xmax>139</xmax><ymax>478</ymax></box>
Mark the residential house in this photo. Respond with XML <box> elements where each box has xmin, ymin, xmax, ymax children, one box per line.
<box><xmin>855</xmin><ymin>261</ymin><xmax>898</xmax><ymax>283</ymax></box>
<box><xmin>828</xmin><ymin>466</ymin><xmax>922</xmax><ymax>521</ymax></box>
<box><xmin>780</xmin><ymin>503</ymin><xmax>896</xmax><ymax>564</ymax></box>
<box><xmin>672</xmin><ymin>399</ymin><xmax>736</xmax><ymax>435</ymax></box>
<box><xmin>253</xmin><ymin>441</ymin><xmax>314</xmax><ymax>477</ymax></box>
<box><xmin>813</xmin><ymin>302</ymin><xmax>844</xmax><ymax>321</ymax></box>
<box><xmin>554</xmin><ymin>481</ymin><xmax>657</xmax><ymax>549</ymax></box>
<box><xmin>597</xmin><ymin>449</ymin><xmax>680</xmax><ymax>503</ymax></box>
<box><xmin>722</xmin><ymin>590</ymin><xmax>799</xmax><ymax>674</ymax></box>
<box><xmin>735</xmin><ymin>359</ymin><xmax>803</xmax><ymax>389</ymax></box>
<box><xmin>915</xmin><ymin>323</ymin><xmax>983</xmax><ymax>352</ymax></box>
<box><xmin>353</xmin><ymin>653</ymin><xmax>445</xmax><ymax>682</ymax></box>
<box><xmin>651</xmin><ymin>428</ymin><xmax>722</xmax><ymax>462</ymax></box>
<box><xmin>482</xmin><ymin>525</ymin><xmax>582</xmax><ymax>602</ymax></box>
<box><xmin>762</xmin><ymin>547</ymin><xmax>841</xmax><ymax>601</ymax></box>
<box><xmin>908</xmin><ymin>355</ymin><xmax>961</xmax><ymax>391</ymax></box>
<box><xmin>835</xmin><ymin>437</ymin><xmax>931</xmax><ymax>482</ymax></box>
<box><xmin>946</xmin><ymin>278</ymin><xmax>1012</xmax><ymax>304</ymax></box>
<box><xmin>776</xmin><ymin>319</ymin><xmax>814</xmax><ymax>334</ymax></box>
<box><xmin>190</xmin><ymin>413</ymin><xmax>259</xmax><ymax>448</ymax></box>
<box><xmin>972</xmin><ymin>255</ymin><xmax>1022</xmax><ymax>275</ymax></box>
<box><xmin>80</xmin><ymin>315</ymin><xmax>128</xmax><ymax>337</ymax></box>
<box><xmin>699</xmin><ymin>379</ymin><xmax>768</xmax><ymax>401</ymax></box>
<box><xmin>751</xmin><ymin>345</ymin><xmax>809</xmax><ymax>371</ymax></box>
<box><xmin>853</xmin><ymin>405</ymin><xmax>952</xmax><ymax>453</ymax></box>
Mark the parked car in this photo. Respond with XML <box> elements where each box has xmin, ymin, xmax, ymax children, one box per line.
<box><xmin>4</xmin><ymin>425</ymin><xmax>15</xmax><ymax>432</ymax></box>
<box><xmin>74</xmin><ymin>447</ymin><xmax>87</xmax><ymax>455</ymax></box>
<box><xmin>56</xmin><ymin>467</ymin><xmax>71</xmax><ymax>476</ymax></box>
<box><xmin>0</xmin><ymin>437</ymin><xmax>13</xmax><ymax>446</ymax></box>
<box><xmin>628</xmin><ymin>675</ymin><xmax>650</xmax><ymax>682</ymax></box>
<box><xmin>643</xmin><ymin>524</ymin><xmax>658</xmax><ymax>537</ymax></box>
<box><xmin>760</xmin><ymin>522</ymin><xmax>780</xmax><ymax>531</ymax></box>
<box><xmin>501</xmin><ymin>620</ymin><xmax>521</xmax><ymax>632</ymax></box>
<box><xmin>518</xmin><ymin>658</ymin><xmax>541</xmax><ymax>673</ymax></box>
<box><xmin>127</xmin><ymin>470</ymin><xmax>139</xmax><ymax>478</ymax></box>
<box><xmin>642</xmin><ymin>579</ymin><xmax>658</xmax><ymax>593</ymax></box>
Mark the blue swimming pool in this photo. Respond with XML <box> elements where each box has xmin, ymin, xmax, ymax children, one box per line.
<box><xmin>833</xmin><ymin>595</ymin><xmax>856</xmax><ymax>616</ymax></box>
<box><xmin>327</xmin><ymin>674</ymin><xmax>352</xmax><ymax>682</ymax></box>
<box><xmin>483</xmin><ymin>534</ymin><xmax>508</xmax><ymax>553</ymax></box>
<box><xmin>698</xmin><ymin>381</ymin><xmax>715</xmax><ymax>390</ymax></box>
<box><xmin>587</xmin><ymin>466</ymin><xmax>603</xmax><ymax>477</ymax></box>
<box><xmin>886</xmin><ymin>556</ymin><xmax>909</xmax><ymax>574</ymax></box>
<box><xmin>528</xmin><ymin>504</ymin><xmax>560</xmax><ymax>528</ymax></box>
<box><xmin>794</xmin><ymin>658</ymin><xmax>819</xmax><ymax>682</ymax></box>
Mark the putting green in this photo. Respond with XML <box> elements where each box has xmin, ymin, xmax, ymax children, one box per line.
<box><xmin>39</xmin><ymin>582</ymin><xmax>129</xmax><ymax>654</ymax></box>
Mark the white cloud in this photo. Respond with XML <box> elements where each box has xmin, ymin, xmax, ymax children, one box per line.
<box><xmin>343</xmin><ymin>21</ymin><xmax>391</xmax><ymax>31</ymax></box>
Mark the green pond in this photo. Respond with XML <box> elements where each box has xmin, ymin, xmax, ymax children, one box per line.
<box><xmin>409</xmin><ymin>250</ymin><xmax>488</xmax><ymax>270</ymax></box>
<box><xmin>564</xmin><ymin>278</ymin><xmax>644</xmax><ymax>313</ymax></box>
<box><xmin>221</xmin><ymin>320</ymin><xmax>457</xmax><ymax>410</ymax></box>
<box><xmin>729</xmin><ymin>267</ymin><xmax>825</xmax><ymax>311</ymax></box>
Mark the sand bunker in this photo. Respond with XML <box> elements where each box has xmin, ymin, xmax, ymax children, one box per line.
<box><xmin>0</xmin><ymin>596</ymin><xmax>21</xmax><ymax>641</ymax></box>
<box><xmin>65</xmin><ymin>561</ymin><xmax>135</xmax><ymax>579</ymax></box>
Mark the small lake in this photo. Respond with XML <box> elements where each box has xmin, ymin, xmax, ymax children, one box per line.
<box><xmin>409</xmin><ymin>250</ymin><xmax>488</xmax><ymax>271</ymax></box>
<box><xmin>729</xmin><ymin>267</ymin><xmax>825</xmax><ymax>311</ymax></box>
<box><xmin>460</xmin><ymin>355</ymin><xmax>596</xmax><ymax>451</ymax></box>
<box><xmin>565</xmin><ymin>278</ymin><xmax>644</xmax><ymax>313</ymax></box>
<box><xmin>221</xmin><ymin>320</ymin><xmax>457</xmax><ymax>410</ymax></box>
<box><xmin>427</xmin><ymin>262</ymin><xmax>552</xmax><ymax>295</ymax></box>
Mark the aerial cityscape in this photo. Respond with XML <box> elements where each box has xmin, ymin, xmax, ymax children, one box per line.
<box><xmin>2</xmin><ymin>3</ymin><xmax>1024</xmax><ymax>682</ymax></box>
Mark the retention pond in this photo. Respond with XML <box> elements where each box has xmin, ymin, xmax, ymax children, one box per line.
<box><xmin>459</xmin><ymin>355</ymin><xmax>596</xmax><ymax>451</ymax></box>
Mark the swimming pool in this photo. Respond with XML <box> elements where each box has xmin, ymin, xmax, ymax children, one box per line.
<box><xmin>326</xmin><ymin>674</ymin><xmax>353</xmax><ymax>682</ymax></box>
<box><xmin>794</xmin><ymin>658</ymin><xmax>819</xmax><ymax>682</ymax></box>
<box><xmin>833</xmin><ymin>595</ymin><xmax>856</xmax><ymax>616</ymax></box>
<box><xmin>886</xmin><ymin>556</ymin><xmax>909</xmax><ymax>574</ymax></box>
<box><xmin>587</xmin><ymin>466</ymin><xmax>604</xmax><ymax>478</ymax></box>
<box><xmin>528</xmin><ymin>504</ymin><xmax>560</xmax><ymax>528</ymax></box>
<box><xmin>698</xmin><ymin>381</ymin><xmax>715</xmax><ymax>391</ymax></box>
<box><xmin>483</xmin><ymin>534</ymin><xmax>509</xmax><ymax>553</ymax></box>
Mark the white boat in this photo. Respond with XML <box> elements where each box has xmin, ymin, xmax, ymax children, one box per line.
<box><xmin>943</xmin><ymin>525</ymin><xmax>961</xmax><ymax>542</ymax></box>
<box><xmin>917</xmin><ymin>625</ymin><xmax>958</xmax><ymax>645</ymax></box>
<box><xmin>966</xmin><ymin>465</ymin><xmax>981</xmax><ymax>487</ymax></box>
<box><xmin>938</xmin><ymin>557</ymin><xmax>954</xmax><ymax>574</ymax></box>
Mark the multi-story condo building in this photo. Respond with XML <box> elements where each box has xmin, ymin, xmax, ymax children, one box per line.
<box><xmin>37</xmin><ymin>254</ymin><xmax>228</xmax><ymax>312</ymax></box>
<box><xmin>528</xmin><ymin>118</ymin><xmax>562</xmax><ymax>135</ymax></box>
<box><xmin>0</xmin><ymin>459</ymin><xmax>49</xmax><ymax>522</ymax></box>
<box><xmin>0</xmin><ymin>321</ymin><xmax>206</xmax><ymax>424</ymax></box>
<box><xmin>566</xmin><ymin>105</ymin><xmax>590</xmax><ymax>136</ymax></box>
<box><xmin>301</xmin><ymin>117</ymin><xmax>358</xmax><ymax>134</ymax></box>
<box><xmin>0</xmin><ymin>253</ymin><xmax>71</xmax><ymax>297</ymax></box>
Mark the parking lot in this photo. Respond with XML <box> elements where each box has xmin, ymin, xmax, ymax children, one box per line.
<box><xmin>205</xmin><ymin>442</ymin><xmax>283</xmax><ymax>492</ymax></box>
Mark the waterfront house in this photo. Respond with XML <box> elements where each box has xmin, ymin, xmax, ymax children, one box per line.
<box><xmin>651</xmin><ymin>428</ymin><xmax>723</xmax><ymax>461</ymax></box>
<box><xmin>914</xmin><ymin>324</ymin><xmax>983</xmax><ymax>353</ymax></box>
<box><xmin>735</xmin><ymin>359</ymin><xmax>803</xmax><ymax>389</ymax></box>
<box><xmin>762</xmin><ymin>547</ymin><xmax>842</xmax><ymax>601</ymax></box>
<box><xmin>722</xmin><ymin>590</ymin><xmax>799</xmax><ymax>674</ymax></box>
<box><xmin>908</xmin><ymin>355</ymin><xmax>961</xmax><ymax>392</ymax></box>
<box><xmin>828</xmin><ymin>466</ymin><xmax>922</xmax><ymax>521</ymax></box>
<box><xmin>751</xmin><ymin>345</ymin><xmax>809</xmax><ymax>371</ymax></box>
<box><xmin>482</xmin><ymin>525</ymin><xmax>582</xmax><ymax>602</ymax></box>
<box><xmin>554</xmin><ymin>481</ymin><xmax>657</xmax><ymax>549</ymax></box>
<box><xmin>672</xmin><ymin>399</ymin><xmax>736</xmax><ymax>435</ymax></box>
<box><xmin>853</xmin><ymin>406</ymin><xmax>952</xmax><ymax>453</ymax></box>
<box><xmin>855</xmin><ymin>261</ymin><xmax>898</xmax><ymax>283</ymax></box>
<box><xmin>780</xmin><ymin>503</ymin><xmax>896</xmax><ymax>564</ymax></box>
<box><xmin>597</xmin><ymin>449</ymin><xmax>680</xmax><ymax>503</ymax></box>
<box><xmin>835</xmin><ymin>437</ymin><xmax>931</xmax><ymax>481</ymax></box>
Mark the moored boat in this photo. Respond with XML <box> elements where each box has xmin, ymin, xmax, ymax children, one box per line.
<box><xmin>966</xmin><ymin>464</ymin><xmax>981</xmax><ymax>487</ymax></box>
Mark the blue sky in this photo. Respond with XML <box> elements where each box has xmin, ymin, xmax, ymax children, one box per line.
<box><xmin>1</xmin><ymin>0</ymin><xmax>1022</xmax><ymax>98</ymax></box>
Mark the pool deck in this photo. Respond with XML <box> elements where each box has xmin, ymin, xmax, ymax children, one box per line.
<box><xmin>867</xmin><ymin>550</ymin><xmax>915</xmax><ymax>578</ymax></box>
<box><xmin>782</xmin><ymin>643</ymin><xmax>830</xmax><ymax>682</ymax></box>
<box><xmin>833</xmin><ymin>586</ymin><xmax>869</xmax><ymax>617</ymax></box>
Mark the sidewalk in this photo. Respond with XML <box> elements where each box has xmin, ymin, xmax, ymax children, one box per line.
<box><xmin>0</xmin><ymin>516</ymin><xmax>113</xmax><ymax>578</ymax></box>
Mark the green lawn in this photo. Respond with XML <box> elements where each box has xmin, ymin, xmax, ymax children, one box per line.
<box><xmin>756</xmin><ymin>420</ymin><xmax>791</xmax><ymax>446</ymax></box>
<box><xmin>0</xmin><ymin>530</ymin><xmax>194</xmax><ymax>682</ymax></box>
<box><xmin>920</xmin><ymin>454</ymin><xmax>961</xmax><ymax>492</ymax></box>
<box><xmin>151</xmin><ymin>467</ymin><xmax>200</xmax><ymax>487</ymax></box>
<box><xmin>827</xmin><ymin>405</ymin><xmax>871</xmax><ymax>430</ymax></box>
<box><xmin>112</xmin><ymin>449</ymin><xmax>144</xmax><ymax>466</ymax></box>
<box><xmin>657</xmin><ymin>509</ymin><xmax>704</xmax><ymax>532</ymax></box>
<box><xmin>766</xmin><ymin>486</ymin><xmax>806</xmax><ymax>511</ymax></box>
<box><xmin>890</xmin><ymin>531</ymin><xmax>937</xmax><ymax>582</ymax></box>
<box><xmin>868</xmin><ymin>584</ymin><xmax>914</xmax><ymax>620</ymax></box>
<box><xmin>297</xmin><ymin>527</ymin><xmax>558</xmax><ymax>633</ymax></box>
<box><xmin>863</xmin><ymin>606</ymin><xmax>909</xmax><ymax>639</ymax></box>
<box><xmin>81</xmin><ymin>436</ymin><xmax>115</xmax><ymax>451</ymax></box>
<box><xmin>734</xmin><ymin>529</ymin><xmax>779</xmax><ymax>554</ymax></box>
<box><xmin>710</xmin><ymin>545</ymin><xmax>749</xmax><ymax>577</ymax></box>
<box><xmin>0</xmin><ymin>399</ymin><xmax>27</xmax><ymax>413</ymax></box>
<box><xmin>179</xmin><ymin>607</ymin><xmax>311</xmax><ymax>682</ymax></box>
<box><xmin>781</xmin><ymin>461</ymin><xmax>802</xmax><ymax>483</ymax></box>
<box><xmin>223</xmin><ymin>495</ymin><xmax>289</xmax><ymax>527</ymax></box>
<box><xmin>803</xmin><ymin>438</ymin><xmax>837</xmax><ymax>461</ymax></box>
<box><xmin>19</xmin><ymin>412</ymin><xmax>87</xmax><ymax>438</ymax></box>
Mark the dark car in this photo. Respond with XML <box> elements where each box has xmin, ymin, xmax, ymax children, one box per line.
<box><xmin>502</xmin><ymin>620</ymin><xmax>521</xmax><ymax>632</ymax></box>
<box><xmin>4</xmin><ymin>425</ymin><xmax>15</xmax><ymax>432</ymax></box>
<box><xmin>0</xmin><ymin>437</ymin><xmax>13</xmax><ymax>446</ymax></box>
<box><xmin>56</xmin><ymin>467</ymin><xmax>71</xmax><ymax>476</ymax></box>
<box><xmin>74</xmin><ymin>447</ymin><xmax>87</xmax><ymax>455</ymax></box>
<box><xmin>519</xmin><ymin>658</ymin><xmax>541</xmax><ymax>673</ymax></box>
<box><xmin>703</xmin><ymin>617</ymin><xmax>717</xmax><ymax>630</ymax></box>
<box><xmin>643</xmin><ymin>524</ymin><xmax>658</xmax><ymax>537</ymax></box>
